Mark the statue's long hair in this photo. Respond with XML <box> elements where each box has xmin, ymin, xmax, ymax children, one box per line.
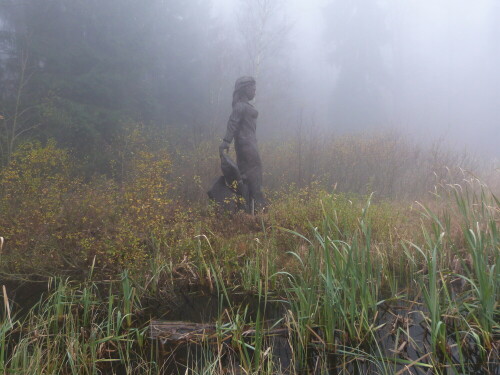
<box><xmin>232</xmin><ymin>76</ymin><xmax>255</xmax><ymax>108</ymax></box>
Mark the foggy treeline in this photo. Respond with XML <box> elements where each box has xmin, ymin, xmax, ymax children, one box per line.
<box><xmin>0</xmin><ymin>0</ymin><xmax>498</xmax><ymax>176</ymax></box>
<box><xmin>0</xmin><ymin>0</ymin><xmax>292</xmax><ymax>166</ymax></box>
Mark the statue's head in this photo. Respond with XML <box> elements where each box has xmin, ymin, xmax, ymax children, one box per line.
<box><xmin>233</xmin><ymin>76</ymin><xmax>256</xmax><ymax>106</ymax></box>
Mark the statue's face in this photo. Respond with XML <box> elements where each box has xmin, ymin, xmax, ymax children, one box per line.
<box><xmin>244</xmin><ymin>83</ymin><xmax>256</xmax><ymax>101</ymax></box>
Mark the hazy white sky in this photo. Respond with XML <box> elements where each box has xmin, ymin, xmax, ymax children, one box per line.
<box><xmin>211</xmin><ymin>0</ymin><xmax>499</xmax><ymax>157</ymax></box>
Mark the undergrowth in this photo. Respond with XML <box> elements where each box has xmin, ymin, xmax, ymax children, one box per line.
<box><xmin>0</xmin><ymin>131</ymin><xmax>498</xmax><ymax>373</ymax></box>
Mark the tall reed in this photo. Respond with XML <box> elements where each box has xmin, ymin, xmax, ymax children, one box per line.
<box><xmin>282</xmin><ymin>194</ymin><xmax>386</xmax><ymax>370</ymax></box>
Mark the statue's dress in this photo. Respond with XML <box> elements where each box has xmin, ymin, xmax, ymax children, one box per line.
<box><xmin>223</xmin><ymin>100</ymin><xmax>264</xmax><ymax>206</ymax></box>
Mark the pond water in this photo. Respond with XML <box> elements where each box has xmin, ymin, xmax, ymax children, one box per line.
<box><xmin>151</xmin><ymin>291</ymin><xmax>499</xmax><ymax>374</ymax></box>
<box><xmin>3</xmin><ymin>281</ymin><xmax>498</xmax><ymax>374</ymax></box>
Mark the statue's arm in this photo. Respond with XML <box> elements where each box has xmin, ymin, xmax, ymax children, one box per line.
<box><xmin>223</xmin><ymin>103</ymin><xmax>244</xmax><ymax>144</ymax></box>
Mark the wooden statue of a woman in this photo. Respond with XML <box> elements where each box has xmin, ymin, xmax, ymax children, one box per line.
<box><xmin>219</xmin><ymin>76</ymin><xmax>265</xmax><ymax>213</ymax></box>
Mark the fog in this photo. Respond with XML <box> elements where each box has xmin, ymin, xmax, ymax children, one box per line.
<box><xmin>213</xmin><ymin>0</ymin><xmax>499</xmax><ymax>157</ymax></box>
<box><xmin>0</xmin><ymin>0</ymin><xmax>498</xmax><ymax>164</ymax></box>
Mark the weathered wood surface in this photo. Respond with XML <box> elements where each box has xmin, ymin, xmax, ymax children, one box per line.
<box><xmin>150</xmin><ymin>320</ymin><xmax>289</xmax><ymax>343</ymax></box>
<box><xmin>150</xmin><ymin>321</ymin><xmax>216</xmax><ymax>342</ymax></box>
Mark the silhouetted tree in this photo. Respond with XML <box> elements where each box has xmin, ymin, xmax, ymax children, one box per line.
<box><xmin>0</xmin><ymin>0</ymin><xmax>213</xmax><ymax>164</ymax></box>
<box><xmin>236</xmin><ymin>0</ymin><xmax>296</xmax><ymax>138</ymax></box>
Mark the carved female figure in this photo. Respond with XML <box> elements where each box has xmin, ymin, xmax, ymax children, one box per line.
<box><xmin>219</xmin><ymin>76</ymin><xmax>265</xmax><ymax>212</ymax></box>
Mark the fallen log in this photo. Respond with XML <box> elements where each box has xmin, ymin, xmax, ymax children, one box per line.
<box><xmin>150</xmin><ymin>321</ymin><xmax>215</xmax><ymax>342</ymax></box>
<box><xmin>149</xmin><ymin>320</ymin><xmax>289</xmax><ymax>344</ymax></box>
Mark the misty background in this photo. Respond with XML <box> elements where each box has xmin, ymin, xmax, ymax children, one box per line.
<box><xmin>0</xmin><ymin>0</ymin><xmax>498</xmax><ymax>170</ymax></box>
<box><xmin>213</xmin><ymin>0</ymin><xmax>499</xmax><ymax>156</ymax></box>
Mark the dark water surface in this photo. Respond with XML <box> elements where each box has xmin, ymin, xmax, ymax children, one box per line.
<box><xmin>3</xmin><ymin>280</ymin><xmax>498</xmax><ymax>374</ymax></box>
<box><xmin>152</xmin><ymin>292</ymin><xmax>499</xmax><ymax>374</ymax></box>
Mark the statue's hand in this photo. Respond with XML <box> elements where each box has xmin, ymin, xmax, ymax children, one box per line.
<box><xmin>219</xmin><ymin>140</ymin><xmax>230</xmax><ymax>153</ymax></box>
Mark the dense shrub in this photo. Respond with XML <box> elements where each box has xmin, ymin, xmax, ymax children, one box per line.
<box><xmin>168</xmin><ymin>130</ymin><xmax>487</xmax><ymax>202</ymax></box>
<box><xmin>0</xmin><ymin>128</ymin><xmax>496</xmax><ymax>278</ymax></box>
<box><xmin>0</xmin><ymin>134</ymin><xmax>180</xmax><ymax>275</ymax></box>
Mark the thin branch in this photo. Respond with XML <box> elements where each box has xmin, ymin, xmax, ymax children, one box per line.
<box><xmin>11</xmin><ymin>122</ymin><xmax>41</xmax><ymax>143</ymax></box>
